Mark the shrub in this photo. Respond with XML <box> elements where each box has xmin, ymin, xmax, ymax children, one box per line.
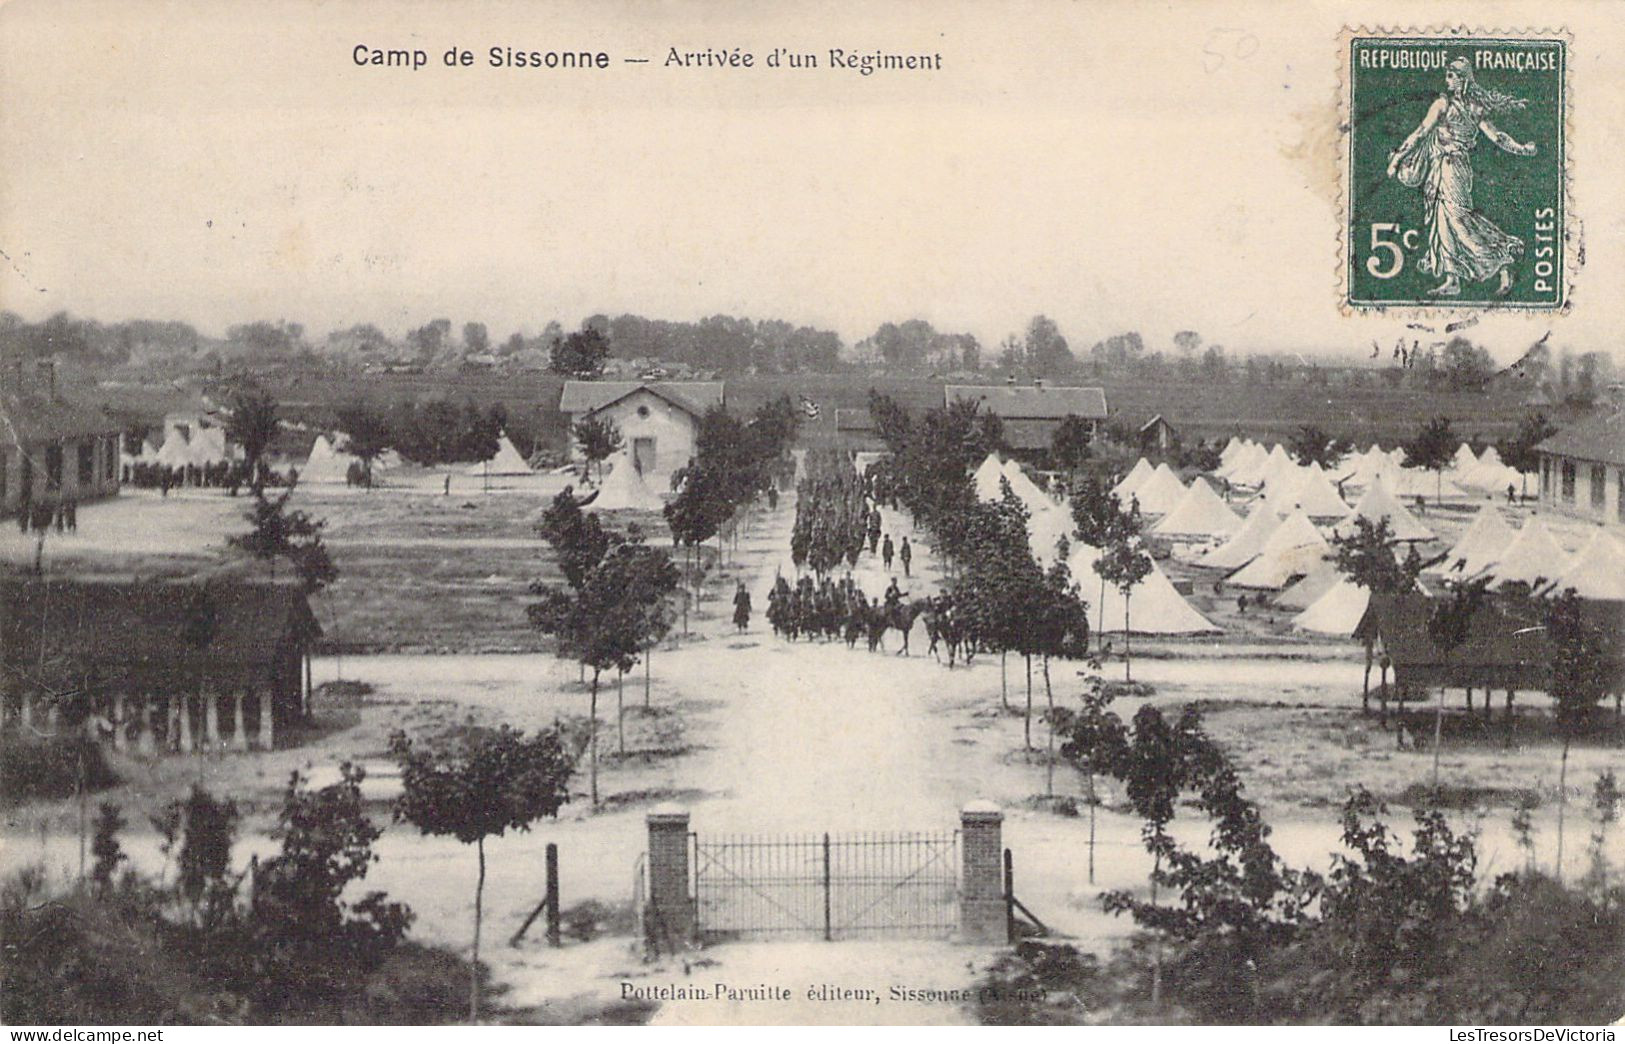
<box><xmin>0</xmin><ymin>734</ymin><xmax>118</xmax><ymax>804</ymax></box>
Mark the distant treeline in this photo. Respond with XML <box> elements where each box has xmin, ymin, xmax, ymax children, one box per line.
<box><xmin>2</xmin><ymin>308</ymin><xmax>1614</xmax><ymax>404</ymax></box>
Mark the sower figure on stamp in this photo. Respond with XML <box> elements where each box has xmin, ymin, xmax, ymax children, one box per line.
<box><xmin>1386</xmin><ymin>56</ymin><xmax>1538</xmax><ymax>298</ymax></box>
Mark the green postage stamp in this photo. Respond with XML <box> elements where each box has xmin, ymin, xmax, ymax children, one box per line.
<box><xmin>1342</xmin><ymin>30</ymin><xmax>1569</xmax><ymax>311</ymax></box>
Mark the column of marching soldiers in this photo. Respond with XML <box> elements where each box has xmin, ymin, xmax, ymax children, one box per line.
<box><xmin>764</xmin><ymin>449</ymin><xmax>963</xmax><ymax>660</ymax></box>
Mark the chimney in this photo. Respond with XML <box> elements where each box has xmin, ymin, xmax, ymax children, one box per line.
<box><xmin>1033</xmin><ymin>377</ymin><xmax>1044</xmax><ymax>390</ymax></box>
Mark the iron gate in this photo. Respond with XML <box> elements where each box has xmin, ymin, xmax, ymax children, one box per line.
<box><xmin>692</xmin><ymin>831</ymin><xmax>959</xmax><ymax>941</ymax></box>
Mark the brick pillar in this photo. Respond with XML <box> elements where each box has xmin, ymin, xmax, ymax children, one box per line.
<box><xmin>645</xmin><ymin>807</ymin><xmax>694</xmax><ymax>950</ymax></box>
<box><xmin>111</xmin><ymin>694</ymin><xmax>127</xmax><ymax>752</ymax></box>
<box><xmin>138</xmin><ymin>700</ymin><xmax>155</xmax><ymax>756</ymax></box>
<box><xmin>960</xmin><ymin>801</ymin><xmax>1006</xmax><ymax>944</ymax></box>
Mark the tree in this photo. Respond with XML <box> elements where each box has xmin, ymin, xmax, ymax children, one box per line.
<box><xmin>1049</xmin><ymin>415</ymin><xmax>1093</xmax><ymax>475</ymax></box>
<box><xmin>1403</xmin><ymin>416</ymin><xmax>1458</xmax><ymax>501</ymax></box>
<box><xmin>1023</xmin><ymin>315</ymin><xmax>1073</xmax><ymax>377</ymax></box>
<box><xmin>1083</xmin><ymin>704</ymin><xmax>1315</xmax><ymax>1015</ymax></box>
<box><xmin>1425</xmin><ymin>579</ymin><xmax>1488</xmax><ymax>792</ymax></box>
<box><xmin>228</xmin><ymin>478</ymin><xmax>337</xmax><ymax>593</ymax></box>
<box><xmin>528</xmin><ymin>537</ymin><xmax>678</xmax><ymax>806</ymax></box>
<box><xmin>334</xmin><ymin>401</ymin><xmax>392</xmax><ymax>487</ymax></box>
<box><xmin>1331</xmin><ymin>516</ymin><xmax>1423</xmax><ymax>715</ymax></box>
<box><xmin>462</xmin><ymin>321</ymin><xmax>489</xmax><ymax>355</ymax></box>
<box><xmin>1030</xmin><ymin>554</ymin><xmax>1090</xmax><ymax>795</ymax></box>
<box><xmin>1498</xmin><ymin>412</ymin><xmax>1558</xmax><ymax>497</ymax></box>
<box><xmin>1172</xmin><ymin>330</ymin><xmax>1202</xmax><ymax>357</ymax></box>
<box><xmin>390</xmin><ymin>726</ymin><xmax>572</xmax><ymax>1022</ymax></box>
<box><xmin>1093</xmin><ymin>534</ymin><xmax>1151</xmax><ymax>681</ymax></box>
<box><xmin>549</xmin><ymin>327</ymin><xmax>610</xmax><ymax>379</ymax></box>
<box><xmin>224</xmin><ymin>383</ymin><xmax>279</xmax><ymax>487</ymax></box>
<box><xmin>1288</xmin><ymin>424</ymin><xmax>1349</xmax><ymax>469</ymax></box>
<box><xmin>251</xmin><ymin>765</ymin><xmax>412</xmax><ymax>1005</ymax></box>
<box><xmin>572</xmin><ymin>415</ymin><xmax>624</xmax><ymax>485</ymax></box>
<box><xmin>1545</xmin><ymin>590</ymin><xmax>1614</xmax><ymax>879</ymax></box>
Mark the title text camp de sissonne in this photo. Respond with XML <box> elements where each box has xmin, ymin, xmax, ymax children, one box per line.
<box><xmin>352</xmin><ymin>44</ymin><xmax>943</xmax><ymax>76</ymax></box>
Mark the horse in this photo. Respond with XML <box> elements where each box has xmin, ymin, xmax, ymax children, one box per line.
<box><xmin>880</xmin><ymin>599</ymin><xmax>929</xmax><ymax>656</ymax></box>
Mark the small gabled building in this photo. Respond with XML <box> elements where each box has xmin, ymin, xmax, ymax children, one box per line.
<box><xmin>1535</xmin><ymin>409</ymin><xmax>1625</xmax><ymax>526</ymax></box>
<box><xmin>558</xmin><ymin>380</ymin><xmax>724</xmax><ymax>493</ymax></box>
<box><xmin>943</xmin><ymin>383</ymin><xmax>1108</xmax><ymax>451</ymax></box>
<box><xmin>1139</xmin><ymin>414</ymin><xmax>1177</xmax><ymax>452</ymax></box>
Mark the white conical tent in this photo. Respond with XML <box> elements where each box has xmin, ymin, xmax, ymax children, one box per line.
<box><xmin>1334</xmin><ymin>477</ymin><xmax>1434</xmax><ymax>542</ymax></box>
<box><xmin>1457</xmin><ymin>446</ymin><xmax>1522</xmax><ymax>494</ymax></box>
<box><xmin>465</xmin><ymin>432</ymin><xmax>532</xmax><ymax>476</ymax></box>
<box><xmin>1545</xmin><ymin>530</ymin><xmax>1625</xmax><ymax>600</ymax></box>
<box><xmin>1003</xmin><ymin>459</ymin><xmax>1057</xmax><ymax>515</ymax></box>
<box><xmin>1292</xmin><ymin>578</ymin><xmax>1373</xmax><ymax>636</ymax></box>
<box><xmin>1218</xmin><ymin>436</ymin><xmax>1246</xmax><ymax>466</ymax></box>
<box><xmin>1426</xmin><ymin>507</ymin><xmax>1515</xmax><ymax>578</ymax></box>
<box><xmin>1027</xmin><ymin>504</ymin><xmax>1074</xmax><ymax>568</ymax></box>
<box><xmin>154</xmin><ymin>429</ymin><xmax>201</xmax><ymax>469</ymax></box>
<box><xmin>300</xmin><ymin>434</ymin><xmax>359</xmax><ymax>483</ymax></box>
<box><xmin>1227</xmin><ymin>511</ymin><xmax>1332</xmax><ymax>589</ymax></box>
<box><xmin>591</xmin><ymin>454</ymin><xmax>666</xmax><ymax>511</ymax></box>
<box><xmin>1481</xmin><ymin>517</ymin><xmax>1573</xmax><ymax>589</ymax></box>
<box><xmin>1130</xmin><ymin>463</ymin><xmax>1187</xmax><ymax>516</ymax></box>
<box><xmin>1152</xmin><ymin>477</ymin><xmax>1244</xmax><ymax>538</ymax></box>
<box><xmin>1112</xmin><ymin>458</ymin><xmax>1155</xmax><ymax>500</ymax></box>
<box><xmin>190</xmin><ymin>426</ymin><xmax>230</xmax><ymax>465</ymax></box>
<box><xmin>1385</xmin><ymin>465</ymin><xmax>1466</xmax><ymax>500</ymax></box>
<box><xmin>973</xmin><ymin>454</ymin><xmax>1009</xmax><ymax>503</ymax></box>
<box><xmin>1274</xmin><ymin>462</ymin><xmax>1352</xmax><ymax>518</ymax></box>
<box><xmin>1067</xmin><ymin>543</ymin><xmax>1219</xmax><ymax>635</ymax></box>
<box><xmin>1451</xmin><ymin>443</ymin><xmax>1479</xmax><ymax>472</ymax></box>
<box><xmin>1220</xmin><ymin>443</ymin><xmax>1270</xmax><ymax>486</ymax></box>
<box><xmin>1200</xmin><ymin>502</ymin><xmax>1284</xmax><ymax>570</ymax></box>
<box><xmin>1274</xmin><ymin>562</ymin><xmax>1344</xmax><ymax>611</ymax></box>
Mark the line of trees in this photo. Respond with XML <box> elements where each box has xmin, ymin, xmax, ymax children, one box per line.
<box><xmin>529</xmin><ymin>491</ymin><xmax>682</xmax><ymax>809</ymax></box>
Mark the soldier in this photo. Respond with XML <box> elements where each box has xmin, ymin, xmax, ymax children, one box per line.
<box><xmin>899</xmin><ymin>536</ymin><xmax>913</xmax><ymax>578</ymax></box>
<box><xmin>732</xmin><ymin>581</ymin><xmax>751</xmax><ymax>633</ymax></box>
<box><xmin>882</xmin><ymin>533</ymin><xmax>895</xmax><ymax>572</ymax></box>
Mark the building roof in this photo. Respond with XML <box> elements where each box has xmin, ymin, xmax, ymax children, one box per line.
<box><xmin>1535</xmin><ymin>409</ymin><xmax>1625</xmax><ymax>467</ymax></box>
<box><xmin>0</xmin><ymin>388</ymin><xmax>122</xmax><ymax>444</ymax></box>
<box><xmin>1353</xmin><ymin>593</ymin><xmax>1551</xmax><ymax>689</ymax></box>
<box><xmin>559</xmin><ymin>381</ymin><xmax>724</xmax><ymax>418</ymax></box>
<box><xmin>1</xmin><ymin>577</ymin><xmax>320</xmax><ymax>674</ymax></box>
<box><xmin>1139</xmin><ymin>414</ymin><xmax>1173</xmax><ymax>433</ymax></box>
<box><xmin>944</xmin><ymin>384</ymin><xmax>1108</xmax><ymax>421</ymax></box>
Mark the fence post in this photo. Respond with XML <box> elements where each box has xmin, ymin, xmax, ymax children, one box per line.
<box><xmin>823</xmin><ymin>833</ymin><xmax>832</xmax><ymax>942</ymax></box>
<box><xmin>960</xmin><ymin>801</ymin><xmax>1005</xmax><ymax>944</ymax></box>
<box><xmin>646</xmin><ymin>806</ymin><xmax>694</xmax><ymax>950</ymax></box>
<box><xmin>1004</xmin><ymin>848</ymin><xmax>1015</xmax><ymax>943</ymax></box>
<box><xmin>545</xmin><ymin>842</ymin><xmax>561</xmax><ymax>947</ymax></box>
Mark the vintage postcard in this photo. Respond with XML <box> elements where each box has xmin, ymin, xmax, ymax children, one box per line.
<box><xmin>2</xmin><ymin>0</ymin><xmax>1624</xmax><ymax>1032</ymax></box>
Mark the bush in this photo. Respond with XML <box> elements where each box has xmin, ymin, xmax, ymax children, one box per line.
<box><xmin>0</xmin><ymin>734</ymin><xmax>119</xmax><ymax>804</ymax></box>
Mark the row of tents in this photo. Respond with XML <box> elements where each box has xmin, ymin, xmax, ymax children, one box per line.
<box><xmin>121</xmin><ymin>423</ymin><xmax>234</xmax><ymax>471</ymax></box>
<box><xmin>971</xmin><ymin>453</ymin><xmax>1219</xmax><ymax>636</ymax></box>
<box><xmin>1214</xmin><ymin>436</ymin><xmax>1529</xmax><ymax>501</ymax></box>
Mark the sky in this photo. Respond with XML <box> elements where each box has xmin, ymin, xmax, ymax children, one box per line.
<box><xmin>2</xmin><ymin>0</ymin><xmax>1623</xmax><ymax>368</ymax></box>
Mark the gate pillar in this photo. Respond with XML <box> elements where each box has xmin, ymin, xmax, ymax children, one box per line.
<box><xmin>646</xmin><ymin>807</ymin><xmax>695</xmax><ymax>950</ymax></box>
<box><xmin>960</xmin><ymin>801</ymin><xmax>1005</xmax><ymax>944</ymax></box>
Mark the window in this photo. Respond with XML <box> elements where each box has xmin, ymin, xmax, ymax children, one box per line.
<box><xmin>105</xmin><ymin>436</ymin><xmax>116</xmax><ymax>481</ymax></box>
<box><xmin>1591</xmin><ymin>464</ymin><xmax>1607</xmax><ymax>510</ymax></box>
<box><xmin>1540</xmin><ymin>457</ymin><xmax>1550</xmax><ymax>496</ymax></box>
<box><xmin>1619</xmin><ymin>468</ymin><xmax>1624</xmax><ymax>522</ymax></box>
<box><xmin>78</xmin><ymin>441</ymin><xmax>95</xmax><ymax>486</ymax></box>
<box><xmin>1560</xmin><ymin>460</ymin><xmax>1575</xmax><ymax>501</ymax></box>
<box><xmin>45</xmin><ymin>444</ymin><xmax>62</xmax><ymax>492</ymax></box>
